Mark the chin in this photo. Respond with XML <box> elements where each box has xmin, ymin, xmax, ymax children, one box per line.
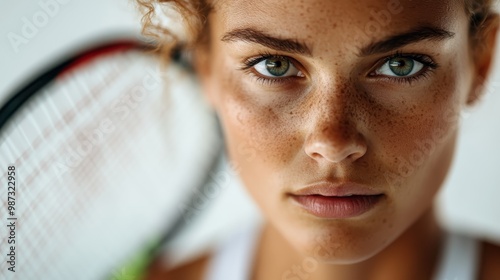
<box><xmin>279</xmin><ymin>217</ymin><xmax>397</xmax><ymax>265</ymax></box>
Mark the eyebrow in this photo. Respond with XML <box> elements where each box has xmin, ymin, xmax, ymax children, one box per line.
<box><xmin>221</xmin><ymin>28</ymin><xmax>313</xmax><ymax>56</ymax></box>
<box><xmin>359</xmin><ymin>26</ymin><xmax>455</xmax><ymax>56</ymax></box>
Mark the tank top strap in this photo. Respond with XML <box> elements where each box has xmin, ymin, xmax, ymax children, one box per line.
<box><xmin>205</xmin><ymin>220</ymin><xmax>263</xmax><ymax>280</ymax></box>
<box><xmin>433</xmin><ymin>231</ymin><xmax>481</xmax><ymax>280</ymax></box>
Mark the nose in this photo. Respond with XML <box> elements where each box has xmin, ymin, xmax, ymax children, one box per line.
<box><xmin>304</xmin><ymin>104</ymin><xmax>367</xmax><ymax>164</ymax></box>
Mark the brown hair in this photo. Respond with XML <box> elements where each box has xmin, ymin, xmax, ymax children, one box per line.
<box><xmin>136</xmin><ymin>0</ymin><xmax>496</xmax><ymax>58</ymax></box>
<box><xmin>136</xmin><ymin>0</ymin><xmax>210</xmax><ymax>59</ymax></box>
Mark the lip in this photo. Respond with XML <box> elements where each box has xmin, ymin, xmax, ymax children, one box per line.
<box><xmin>289</xmin><ymin>182</ymin><xmax>384</xmax><ymax>219</ymax></box>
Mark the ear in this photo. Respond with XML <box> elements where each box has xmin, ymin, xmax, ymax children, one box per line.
<box><xmin>468</xmin><ymin>14</ymin><xmax>500</xmax><ymax>106</ymax></box>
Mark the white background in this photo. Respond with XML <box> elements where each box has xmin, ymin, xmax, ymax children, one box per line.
<box><xmin>0</xmin><ymin>0</ymin><xmax>499</xmax><ymax>245</ymax></box>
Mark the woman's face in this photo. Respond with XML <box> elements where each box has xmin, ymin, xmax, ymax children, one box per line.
<box><xmin>198</xmin><ymin>0</ymin><xmax>484</xmax><ymax>263</ymax></box>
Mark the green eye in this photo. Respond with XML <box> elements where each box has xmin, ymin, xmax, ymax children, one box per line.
<box><xmin>388</xmin><ymin>57</ymin><xmax>415</xmax><ymax>76</ymax></box>
<box><xmin>265</xmin><ymin>57</ymin><xmax>290</xmax><ymax>76</ymax></box>
<box><xmin>376</xmin><ymin>56</ymin><xmax>424</xmax><ymax>77</ymax></box>
<box><xmin>253</xmin><ymin>56</ymin><xmax>302</xmax><ymax>78</ymax></box>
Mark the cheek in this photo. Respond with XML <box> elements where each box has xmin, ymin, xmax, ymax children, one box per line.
<box><xmin>212</xmin><ymin>72</ymin><xmax>310</xmax><ymax>218</ymax></box>
<box><xmin>372</xmin><ymin>46</ymin><xmax>472</xmax><ymax>181</ymax></box>
<box><xmin>216</xmin><ymin>75</ymin><xmax>302</xmax><ymax>168</ymax></box>
<box><xmin>374</xmin><ymin>71</ymin><xmax>462</xmax><ymax>179</ymax></box>
<box><xmin>367</xmin><ymin>68</ymin><xmax>465</xmax><ymax>230</ymax></box>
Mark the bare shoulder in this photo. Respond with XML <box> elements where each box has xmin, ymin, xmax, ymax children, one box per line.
<box><xmin>479</xmin><ymin>240</ymin><xmax>500</xmax><ymax>280</ymax></box>
<box><xmin>144</xmin><ymin>253</ymin><xmax>211</xmax><ymax>280</ymax></box>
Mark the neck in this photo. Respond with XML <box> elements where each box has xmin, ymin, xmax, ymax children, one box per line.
<box><xmin>252</xmin><ymin>207</ymin><xmax>444</xmax><ymax>280</ymax></box>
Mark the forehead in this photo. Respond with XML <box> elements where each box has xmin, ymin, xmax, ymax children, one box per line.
<box><xmin>212</xmin><ymin>0</ymin><xmax>467</xmax><ymax>52</ymax></box>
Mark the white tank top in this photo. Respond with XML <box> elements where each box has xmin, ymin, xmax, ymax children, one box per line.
<box><xmin>205</xmin><ymin>222</ymin><xmax>481</xmax><ymax>280</ymax></box>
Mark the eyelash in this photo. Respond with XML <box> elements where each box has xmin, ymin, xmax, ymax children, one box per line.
<box><xmin>240</xmin><ymin>51</ymin><xmax>439</xmax><ymax>86</ymax></box>
<box><xmin>240</xmin><ymin>52</ymin><xmax>301</xmax><ymax>86</ymax></box>
<box><xmin>371</xmin><ymin>51</ymin><xmax>439</xmax><ymax>85</ymax></box>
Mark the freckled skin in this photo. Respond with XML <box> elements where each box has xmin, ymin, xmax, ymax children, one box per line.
<box><xmin>193</xmin><ymin>0</ymin><xmax>497</xmax><ymax>279</ymax></box>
